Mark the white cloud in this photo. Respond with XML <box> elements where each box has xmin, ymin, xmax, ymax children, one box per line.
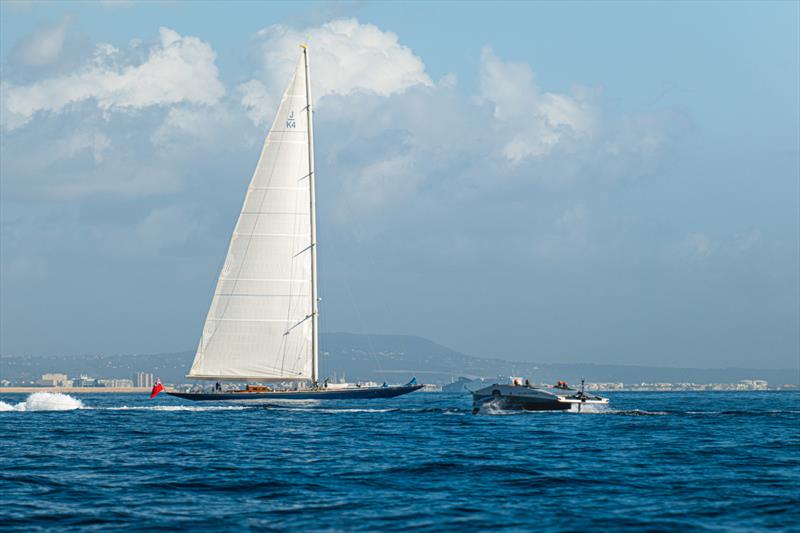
<box><xmin>231</xmin><ymin>21</ymin><xmax>683</xmax><ymax>222</ymax></box>
<box><xmin>479</xmin><ymin>46</ymin><xmax>597</xmax><ymax>161</ymax></box>
<box><xmin>12</xmin><ymin>14</ymin><xmax>72</xmax><ymax>66</ymax></box>
<box><xmin>734</xmin><ymin>229</ymin><xmax>762</xmax><ymax>252</ymax></box>
<box><xmin>51</xmin><ymin>164</ymin><xmax>183</xmax><ymax>199</ymax></box>
<box><xmin>556</xmin><ymin>203</ymin><xmax>587</xmax><ymax>232</ymax></box>
<box><xmin>55</xmin><ymin>130</ymin><xmax>112</xmax><ymax>163</ymax></box>
<box><xmin>683</xmin><ymin>232</ymin><xmax>714</xmax><ymax>258</ymax></box>
<box><xmin>670</xmin><ymin>230</ymin><xmax>770</xmax><ymax>266</ymax></box>
<box><xmin>240</xmin><ymin>18</ymin><xmax>433</xmax><ymax>125</ymax></box>
<box><xmin>479</xmin><ymin>47</ymin><xmax>537</xmax><ymax>121</ymax></box>
<box><xmin>605</xmin><ymin>112</ymin><xmax>673</xmax><ymax>159</ymax></box>
<box><xmin>336</xmin><ymin>154</ymin><xmax>421</xmax><ymax>222</ymax></box>
<box><xmin>530</xmin><ymin>203</ymin><xmax>592</xmax><ymax>260</ymax></box>
<box><xmin>0</xmin><ymin>27</ymin><xmax>243</xmax><ymax>204</ymax></box>
<box><xmin>152</xmin><ymin>105</ymin><xmax>233</xmax><ymax>146</ymax></box>
<box><xmin>0</xmin><ymin>17</ymin><xmax>686</xmax><ymax>229</ymax></box>
<box><xmin>238</xmin><ymin>80</ymin><xmax>275</xmax><ymax>127</ymax></box>
<box><xmin>2</xmin><ymin>27</ymin><xmax>225</xmax><ymax>130</ymax></box>
<box><xmin>135</xmin><ymin>205</ymin><xmax>199</xmax><ymax>252</ymax></box>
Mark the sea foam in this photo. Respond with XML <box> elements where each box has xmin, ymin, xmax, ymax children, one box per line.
<box><xmin>0</xmin><ymin>392</ymin><xmax>84</xmax><ymax>412</ymax></box>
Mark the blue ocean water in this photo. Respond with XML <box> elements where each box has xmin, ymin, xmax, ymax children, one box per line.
<box><xmin>1</xmin><ymin>391</ymin><xmax>798</xmax><ymax>531</ymax></box>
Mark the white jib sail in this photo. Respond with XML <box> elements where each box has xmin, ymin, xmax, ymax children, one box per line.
<box><xmin>188</xmin><ymin>55</ymin><xmax>314</xmax><ymax>381</ymax></box>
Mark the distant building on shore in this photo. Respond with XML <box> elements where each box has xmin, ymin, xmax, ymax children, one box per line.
<box><xmin>38</xmin><ymin>373</ymin><xmax>72</xmax><ymax>387</ymax></box>
<box><xmin>738</xmin><ymin>380</ymin><xmax>769</xmax><ymax>391</ymax></box>
<box><xmin>622</xmin><ymin>380</ymin><xmax>771</xmax><ymax>391</ymax></box>
<box><xmin>73</xmin><ymin>375</ymin><xmax>99</xmax><ymax>387</ymax></box>
<box><xmin>584</xmin><ymin>382</ymin><xmax>625</xmax><ymax>391</ymax></box>
<box><xmin>134</xmin><ymin>372</ymin><xmax>154</xmax><ymax>388</ymax></box>
<box><xmin>97</xmin><ymin>379</ymin><xmax>134</xmax><ymax>388</ymax></box>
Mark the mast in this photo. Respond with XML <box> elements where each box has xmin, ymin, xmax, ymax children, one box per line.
<box><xmin>301</xmin><ymin>45</ymin><xmax>319</xmax><ymax>384</ymax></box>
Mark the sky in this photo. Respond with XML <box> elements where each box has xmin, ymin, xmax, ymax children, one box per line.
<box><xmin>1</xmin><ymin>1</ymin><xmax>798</xmax><ymax>370</ymax></box>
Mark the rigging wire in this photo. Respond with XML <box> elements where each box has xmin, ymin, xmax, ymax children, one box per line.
<box><xmin>323</xmin><ymin>212</ymin><xmax>388</xmax><ymax>384</ymax></box>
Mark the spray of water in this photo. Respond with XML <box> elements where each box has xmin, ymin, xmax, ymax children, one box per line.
<box><xmin>476</xmin><ymin>399</ymin><xmax>520</xmax><ymax>415</ymax></box>
<box><xmin>568</xmin><ymin>403</ymin><xmax>612</xmax><ymax>414</ymax></box>
<box><xmin>0</xmin><ymin>392</ymin><xmax>84</xmax><ymax>412</ymax></box>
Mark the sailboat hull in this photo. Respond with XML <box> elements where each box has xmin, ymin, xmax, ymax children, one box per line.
<box><xmin>167</xmin><ymin>384</ymin><xmax>424</xmax><ymax>402</ymax></box>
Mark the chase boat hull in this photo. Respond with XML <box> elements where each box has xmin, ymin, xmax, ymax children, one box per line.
<box><xmin>472</xmin><ymin>383</ymin><xmax>608</xmax><ymax>414</ymax></box>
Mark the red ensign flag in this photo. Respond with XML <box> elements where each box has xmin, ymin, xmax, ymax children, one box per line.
<box><xmin>150</xmin><ymin>379</ymin><xmax>164</xmax><ymax>399</ymax></box>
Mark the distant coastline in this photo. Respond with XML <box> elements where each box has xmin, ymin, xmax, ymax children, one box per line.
<box><xmin>3</xmin><ymin>334</ymin><xmax>797</xmax><ymax>389</ymax></box>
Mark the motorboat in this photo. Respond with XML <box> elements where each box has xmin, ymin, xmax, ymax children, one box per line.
<box><xmin>471</xmin><ymin>378</ymin><xmax>608</xmax><ymax>413</ymax></box>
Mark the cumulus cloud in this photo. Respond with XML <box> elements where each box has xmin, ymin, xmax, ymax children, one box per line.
<box><xmin>135</xmin><ymin>205</ymin><xmax>200</xmax><ymax>253</ymax></box>
<box><xmin>479</xmin><ymin>46</ymin><xmax>597</xmax><ymax>161</ymax></box>
<box><xmin>11</xmin><ymin>14</ymin><xmax>72</xmax><ymax>66</ymax></box>
<box><xmin>683</xmin><ymin>232</ymin><xmax>715</xmax><ymax>258</ymax></box>
<box><xmin>734</xmin><ymin>229</ymin><xmax>762</xmax><ymax>252</ymax></box>
<box><xmin>317</xmin><ymin>85</ymin><xmax>481</xmax><ymax>219</ymax></box>
<box><xmin>240</xmin><ymin>18</ymin><xmax>433</xmax><ymax>125</ymax></box>
<box><xmin>1</xmin><ymin>106</ymin><xmax>188</xmax><ymax>200</ymax></box>
<box><xmin>555</xmin><ymin>203</ymin><xmax>587</xmax><ymax>232</ymax></box>
<box><xmin>1</xmin><ymin>16</ymin><xmax>686</xmax><ymax>218</ymax></box>
<box><xmin>151</xmin><ymin>104</ymin><xmax>255</xmax><ymax>149</ymax></box>
<box><xmin>55</xmin><ymin>130</ymin><xmax>112</xmax><ymax>163</ymax></box>
<box><xmin>337</xmin><ymin>154</ymin><xmax>421</xmax><ymax>221</ymax></box>
<box><xmin>2</xmin><ymin>27</ymin><xmax>225</xmax><ymax>130</ymax></box>
<box><xmin>529</xmin><ymin>203</ymin><xmax>592</xmax><ymax>260</ymax></box>
<box><xmin>230</xmin><ymin>19</ymin><xmax>686</xmax><ymax>222</ymax></box>
<box><xmin>668</xmin><ymin>230</ymin><xmax>776</xmax><ymax>271</ymax></box>
<box><xmin>0</xmin><ymin>15</ymin><xmax>689</xmax><ymax>279</ymax></box>
<box><xmin>237</xmin><ymin>79</ymin><xmax>275</xmax><ymax>127</ymax></box>
<box><xmin>42</xmin><ymin>161</ymin><xmax>183</xmax><ymax>199</ymax></box>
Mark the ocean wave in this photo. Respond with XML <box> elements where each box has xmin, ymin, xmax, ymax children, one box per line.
<box><xmin>99</xmin><ymin>405</ymin><xmax>252</xmax><ymax>411</ymax></box>
<box><xmin>0</xmin><ymin>392</ymin><xmax>84</xmax><ymax>412</ymax></box>
<box><xmin>605</xmin><ymin>409</ymin><xmax>671</xmax><ymax>416</ymax></box>
<box><xmin>318</xmin><ymin>408</ymin><xmax>397</xmax><ymax>413</ymax></box>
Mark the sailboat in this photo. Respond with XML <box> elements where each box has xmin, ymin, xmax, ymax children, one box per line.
<box><xmin>168</xmin><ymin>47</ymin><xmax>422</xmax><ymax>402</ymax></box>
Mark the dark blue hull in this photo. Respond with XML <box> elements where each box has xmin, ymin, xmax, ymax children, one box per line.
<box><xmin>167</xmin><ymin>384</ymin><xmax>423</xmax><ymax>401</ymax></box>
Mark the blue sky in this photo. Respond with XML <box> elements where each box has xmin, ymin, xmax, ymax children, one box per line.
<box><xmin>1</xmin><ymin>1</ymin><xmax>798</xmax><ymax>369</ymax></box>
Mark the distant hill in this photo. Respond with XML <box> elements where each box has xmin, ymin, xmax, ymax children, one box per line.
<box><xmin>317</xmin><ymin>333</ymin><xmax>798</xmax><ymax>386</ymax></box>
<box><xmin>1</xmin><ymin>350</ymin><xmax>194</xmax><ymax>385</ymax></box>
<box><xmin>2</xmin><ymin>332</ymin><xmax>797</xmax><ymax>386</ymax></box>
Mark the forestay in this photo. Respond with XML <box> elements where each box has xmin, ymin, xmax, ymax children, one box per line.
<box><xmin>188</xmin><ymin>56</ymin><xmax>315</xmax><ymax>381</ymax></box>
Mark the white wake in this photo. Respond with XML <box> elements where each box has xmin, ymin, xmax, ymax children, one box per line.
<box><xmin>568</xmin><ymin>403</ymin><xmax>612</xmax><ymax>414</ymax></box>
<box><xmin>0</xmin><ymin>392</ymin><xmax>84</xmax><ymax>412</ymax></box>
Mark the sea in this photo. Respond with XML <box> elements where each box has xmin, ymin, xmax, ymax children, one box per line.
<box><xmin>1</xmin><ymin>391</ymin><xmax>798</xmax><ymax>531</ymax></box>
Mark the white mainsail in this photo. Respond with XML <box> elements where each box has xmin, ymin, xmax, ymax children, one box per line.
<box><xmin>188</xmin><ymin>49</ymin><xmax>318</xmax><ymax>381</ymax></box>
